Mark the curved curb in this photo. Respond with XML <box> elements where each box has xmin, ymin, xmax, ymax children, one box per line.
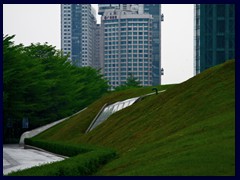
<box><xmin>19</xmin><ymin>108</ymin><xmax>87</xmax><ymax>146</ymax></box>
<box><xmin>24</xmin><ymin>145</ymin><xmax>68</xmax><ymax>159</ymax></box>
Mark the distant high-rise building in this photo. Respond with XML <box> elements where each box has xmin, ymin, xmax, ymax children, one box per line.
<box><xmin>98</xmin><ymin>4</ymin><xmax>144</xmax><ymax>15</ymax></box>
<box><xmin>143</xmin><ymin>4</ymin><xmax>162</xmax><ymax>85</ymax></box>
<box><xmin>93</xmin><ymin>24</ymin><xmax>102</xmax><ymax>70</ymax></box>
<box><xmin>119</xmin><ymin>4</ymin><xmax>144</xmax><ymax>14</ymax></box>
<box><xmin>99</xmin><ymin>4</ymin><xmax>162</xmax><ymax>87</ymax></box>
<box><xmin>194</xmin><ymin>4</ymin><xmax>235</xmax><ymax>75</ymax></box>
<box><xmin>98</xmin><ymin>4</ymin><xmax>120</xmax><ymax>15</ymax></box>
<box><xmin>61</xmin><ymin>4</ymin><xmax>97</xmax><ymax>67</ymax></box>
<box><xmin>98</xmin><ymin>23</ymin><xmax>105</xmax><ymax>73</ymax></box>
<box><xmin>102</xmin><ymin>9</ymin><xmax>153</xmax><ymax>89</ymax></box>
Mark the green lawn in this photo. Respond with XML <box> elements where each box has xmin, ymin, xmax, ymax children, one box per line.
<box><xmin>29</xmin><ymin>60</ymin><xmax>235</xmax><ymax>176</ymax></box>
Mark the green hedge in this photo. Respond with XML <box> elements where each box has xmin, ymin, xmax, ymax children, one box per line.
<box><xmin>24</xmin><ymin>138</ymin><xmax>93</xmax><ymax>157</ymax></box>
<box><xmin>8</xmin><ymin>150</ymin><xmax>117</xmax><ymax>176</ymax></box>
<box><xmin>7</xmin><ymin>139</ymin><xmax>117</xmax><ymax>176</ymax></box>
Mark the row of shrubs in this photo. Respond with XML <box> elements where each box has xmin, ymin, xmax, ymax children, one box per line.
<box><xmin>7</xmin><ymin>139</ymin><xmax>117</xmax><ymax>176</ymax></box>
<box><xmin>24</xmin><ymin>138</ymin><xmax>95</xmax><ymax>157</ymax></box>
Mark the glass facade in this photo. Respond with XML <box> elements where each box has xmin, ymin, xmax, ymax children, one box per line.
<box><xmin>86</xmin><ymin>97</ymin><xmax>140</xmax><ymax>132</ymax></box>
<box><xmin>144</xmin><ymin>4</ymin><xmax>161</xmax><ymax>85</ymax></box>
<box><xmin>194</xmin><ymin>4</ymin><xmax>235</xmax><ymax>74</ymax></box>
<box><xmin>61</xmin><ymin>4</ymin><xmax>97</xmax><ymax>67</ymax></box>
<box><xmin>71</xmin><ymin>4</ymin><xmax>82</xmax><ymax>66</ymax></box>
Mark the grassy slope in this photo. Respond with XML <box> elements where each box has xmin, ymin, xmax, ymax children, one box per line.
<box><xmin>36</xmin><ymin>60</ymin><xmax>235</xmax><ymax>176</ymax></box>
<box><xmin>35</xmin><ymin>84</ymin><xmax>173</xmax><ymax>142</ymax></box>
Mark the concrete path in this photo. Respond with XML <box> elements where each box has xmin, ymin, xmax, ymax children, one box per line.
<box><xmin>3</xmin><ymin>144</ymin><xmax>65</xmax><ymax>175</ymax></box>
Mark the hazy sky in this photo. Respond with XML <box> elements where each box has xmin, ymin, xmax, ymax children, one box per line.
<box><xmin>3</xmin><ymin>4</ymin><xmax>194</xmax><ymax>85</ymax></box>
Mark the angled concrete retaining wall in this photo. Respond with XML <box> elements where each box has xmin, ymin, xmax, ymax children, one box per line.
<box><xmin>19</xmin><ymin>108</ymin><xmax>87</xmax><ymax>146</ymax></box>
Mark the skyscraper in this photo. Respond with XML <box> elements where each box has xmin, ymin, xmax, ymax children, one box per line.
<box><xmin>93</xmin><ymin>24</ymin><xmax>101</xmax><ymax>69</ymax></box>
<box><xmin>98</xmin><ymin>4</ymin><xmax>120</xmax><ymax>15</ymax></box>
<box><xmin>102</xmin><ymin>9</ymin><xmax>153</xmax><ymax>89</ymax></box>
<box><xmin>61</xmin><ymin>4</ymin><xmax>97</xmax><ymax>67</ymax></box>
<box><xmin>98</xmin><ymin>4</ymin><xmax>144</xmax><ymax>15</ymax></box>
<box><xmin>143</xmin><ymin>4</ymin><xmax>162</xmax><ymax>85</ymax></box>
<box><xmin>99</xmin><ymin>4</ymin><xmax>162</xmax><ymax>87</ymax></box>
<box><xmin>194</xmin><ymin>4</ymin><xmax>235</xmax><ymax>75</ymax></box>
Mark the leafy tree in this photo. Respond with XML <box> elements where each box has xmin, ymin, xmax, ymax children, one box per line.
<box><xmin>125</xmin><ymin>75</ymin><xmax>141</xmax><ymax>87</ymax></box>
<box><xmin>3</xmin><ymin>35</ymin><xmax>109</xmax><ymax>143</ymax></box>
<box><xmin>3</xmin><ymin>35</ymin><xmax>48</xmax><ymax>142</ymax></box>
<box><xmin>114</xmin><ymin>75</ymin><xmax>141</xmax><ymax>91</ymax></box>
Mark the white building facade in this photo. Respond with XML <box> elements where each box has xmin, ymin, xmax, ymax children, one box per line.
<box><xmin>102</xmin><ymin>9</ymin><xmax>153</xmax><ymax>89</ymax></box>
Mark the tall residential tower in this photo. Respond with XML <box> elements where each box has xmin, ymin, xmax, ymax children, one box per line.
<box><xmin>102</xmin><ymin>9</ymin><xmax>153</xmax><ymax>88</ymax></box>
<box><xmin>99</xmin><ymin>4</ymin><xmax>163</xmax><ymax>87</ymax></box>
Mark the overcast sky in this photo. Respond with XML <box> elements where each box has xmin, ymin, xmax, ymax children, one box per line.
<box><xmin>3</xmin><ymin>4</ymin><xmax>194</xmax><ymax>85</ymax></box>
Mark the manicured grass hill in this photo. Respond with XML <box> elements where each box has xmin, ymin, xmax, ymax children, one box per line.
<box><xmin>35</xmin><ymin>60</ymin><xmax>235</xmax><ymax>176</ymax></box>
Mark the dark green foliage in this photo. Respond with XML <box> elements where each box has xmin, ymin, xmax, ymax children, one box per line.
<box><xmin>125</xmin><ymin>75</ymin><xmax>141</xmax><ymax>87</ymax></box>
<box><xmin>24</xmin><ymin>139</ymin><xmax>93</xmax><ymax>157</ymax></box>
<box><xmin>114</xmin><ymin>75</ymin><xmax>141</xmax><ymax>91</ymax></box>
<box><xmin>8</xmin><ymin>139</ymin><xmax>117</xmax><ymax>176</ymax></box>
<box><xmin>3</xmin><ymin>35</ymin><xmax>109</xmax><ymax>143</ymax></box>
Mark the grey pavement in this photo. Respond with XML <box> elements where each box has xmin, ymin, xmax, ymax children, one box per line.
<box><xmin>3</xmin><ymin>144</ymin><xmax>65</xmax><ymax>175</ymax></box>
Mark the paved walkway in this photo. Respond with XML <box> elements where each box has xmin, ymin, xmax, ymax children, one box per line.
<box><xmin>3</xmin><ymin>144</ymin><xmax>65</xmax><ymax>175</ymax></box>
